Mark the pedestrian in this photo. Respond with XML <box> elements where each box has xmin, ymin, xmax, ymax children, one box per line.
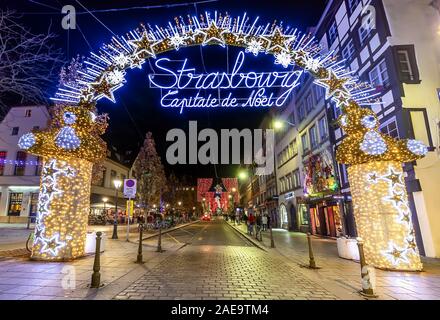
<box><xmin>262</xmin><ymin>214</ymin><xmax>268</xmax><ymax>231</ymax></box>
<box><xmin>256</xmin><ymin>214</ymin><xmax>262</xmax><ymax>240</ymax></box>
<box><xmin>248</xmin><ymin>213</ymin><xmax>255</xmax><ymax>236</ymax></box>
<box><xmin>267</xmin><ymin>214</ymin><xmax>272</xmax><ymax>228</ymax></box>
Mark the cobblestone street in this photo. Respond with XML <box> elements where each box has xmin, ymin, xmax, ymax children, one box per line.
<box><xmin>115</xmin><ymin>220</ymin><xmax>337</xmax><ymax>300</ymax></box>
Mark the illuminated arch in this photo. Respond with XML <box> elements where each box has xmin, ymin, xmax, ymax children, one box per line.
<box><xmin>18</xmin><ymin>12</ymin><xmax>427</xmax><ymax>270</ymax></box>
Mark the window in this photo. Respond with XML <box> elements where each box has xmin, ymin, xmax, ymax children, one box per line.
<box><xmin>301</xmin><ymin>133</ymin><xmax>309</xmax><ymax>153</ymax></box>
<box><xmin>380</xmin><ymin>119</ymin><xmax>399</xmax><ymax>138</ymax></box>
<box><xmin>369</xmin><ymin>60</ymin><xmax>390</xmax><ymax>87</ymax></box>
<box><xmin>348</xmin><ymin>0</ymin><xmax>360</xmax><ymax>14</ymax></box>
<box><xmin>11</xmin><ymin>127</ymin><xmax>19</xmax><ymax>136</ymax></box>
<box><xmin>288</xmin><ymin>112</ymin><xmax>296</xmax><ymax>126</ymax></box>
<box><xmin>318</xmin><ymin>117</ymin><xmax>328</xmax><ymax>140</ymax></box>
<box><xmin>101</xmin><ymin>168</ymin><xmax>107</xmax><ymax>187</ymax></box>
<box><xmin>14</xmin><ymin>151</ymin><xmax>26</xmax><ymax>176</ymax></box>
<box><xmin>333</xmin><ymin>101</ymin><xmax>342</xmax><ymax>119</ymax></box>
<box><xmin>394</xmin><ymin>46</ymin><xmax>420</xmax><ymax>83</ymax></box>
<box><xmin>0</xmin><ymin>151</ymin><xmax>6</xmax><ymax>176</ymax></box>
<box><xmin>309</xmin><ymin>125</ymin><xmax>318</xmax><ymax>149</ymax></box>
<box><xmin>328</xmin><ymin>21</ymin><xmax>338</xmax><ymax>44</ymax></box>
<box><xmin>8</xmin><ymin>193</ymin><xmax>23</xmax><ymax>216</ymax></box>
<box><xmin>305</xmin><ymin>93</ymin><xmax>313</xmax><ymax>113</ymax></box>
<box><xmin>291</xmin><ymin>139</ymin><xmax>298</xmax><ymax>156</ymax></box>
<box><xmin>358</xmin><ymin>24</ymin><xmax>373</xmax><ymax>44</ymax></box>
<box><xmin>25</xmin><ymin>109</ymin><xmax>32</xmax><ymax>117</ymax></box>
<box><xmin>35</xmin><ymin>156</ymin><xmax>42</xmax><ymax>176</ymax></box>
<box><xmin>342</xmin><ymin>39</ymin><xmax>355</xmax><ymax>61</ymax></box>
<box><xmin>287</xmin><ymin>174</ymin><xmax>293</xmax><ymax>191</ymax></box>
<box><xmin>293</xmin><ymin>170</ymin><xmax>301</xmax><ymax>189</ymax></box>
<box><xmin>313</xmin><ymin>85</ymin><xmax>325</xmax><ymax>103</ymax></box>
<box><xmin>298</xmin><ymin>103</ymin><xmax>306</xmax><ymax>122</ymax></box>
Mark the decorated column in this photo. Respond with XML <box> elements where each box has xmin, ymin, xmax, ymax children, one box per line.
<box><xmin>18</xmin><ymin>104</ymin><xmax>107</xmax><ymax>261</ymax></box>
<box><xmin>336</xmin><ymin>104</ymin><xmax>427</xmax><ymax>271</ymax></box>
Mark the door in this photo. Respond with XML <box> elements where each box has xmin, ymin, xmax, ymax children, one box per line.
<box><xmin>8</xmin><ymin>192</ymin><xmax>23</xmax><ymax>216</ymax></box>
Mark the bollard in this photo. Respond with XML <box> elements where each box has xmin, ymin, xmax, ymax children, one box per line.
<box><xmin>357</xmin><ymin>239</ymin><xmax>378</xmax><ymax>298</ymax></box>
<box><xmin>26</xmin><ymin>216</ymin><xmax>31</xmax><ymax>229</ymax></box>
<box><xmin>269</xmin><ymin>225</ymin><xmax>275</xmax><ymax>248</ymax></box>
<box><xmin>90</xmin><ymin>232</ymin><xmax>102</xmax><ymax>288</ymax></box>
<box><xmin>300</xmin><ymin>232</ymin><xmax>321</xmax><ymax>269</ymax></box>
<box><xmin>156</xmin><ymin>225</ymin><xmax>163</xmax><ymax>253</ymax></box>
<box><xmin>136</xmin><ymin>224</ymin><xmax>144</xmax><ymax>264</ymax></box>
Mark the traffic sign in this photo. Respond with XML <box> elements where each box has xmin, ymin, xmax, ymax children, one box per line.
<box><xmin>123</xmin><ymin>179</ymin><xmax>137</xmax><ymax>199</ymax></box>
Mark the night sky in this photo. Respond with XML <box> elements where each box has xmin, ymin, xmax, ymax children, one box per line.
<box><xmin>3</xmin><ymin>0</ymin><xmax>328</xmax><ymax>179</ymax></box>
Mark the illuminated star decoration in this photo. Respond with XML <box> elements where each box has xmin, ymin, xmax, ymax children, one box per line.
<box><xmin>315</xmin><ymin>69</ymin><xmax>351</xmax><ymax>108</ymax></box>
<box><xmin>200</xmin><ymin>21</ymin><xmax>227</xmax><ymax>47</ymax></box>
<box><xmin>386</xmin><ymin>191</ymin><xmax>406</xmax><ymax>207</ymax></box>
<box><xmin>40</xmin><ymin>234</ymin><xmax>66</xmax><ymax>256</ymax></box>
<box><xmin>128</xmin><ymin>31</ymin><xmax>157</xmax><ymax>58</ymax></box>
<box><xmin>42</xmin><ymin>183</ymin><xmax>62</xmax><ymax>200</ymax></box>
<box><xmin>261</xmin><ymin>28</ymin><xmax>294</xmax><ymax>54</ymax></box>
<box><xmin>33</xmin><ymin>160</ymin><xmax>77</xmax><ymax>257</ymax></box>
<box><xmin>368</xmin><ymin>172</ymin><xmax>379</xmax><ymax>183</ymax></box>
<box><xmin>34</xmin><ymin>225</ymin><xmax>44</xmax><ymax>240</ymax></box>
<box><xmin>406</xmin><ymin>238</ymin><xmax>418</xmax><ymax>252</ymax></box>
<box><xmin>385</xmin><ymin>244</ymin><xmax>409</xmax><ymax>264</ymax></box>
<box><xmin>384</xmin><ymin>168</ymin><xmax>403</xmax><ymax>188</ymax></box>
<box><xmin>130</xmin><ymin>55</ymin><xmax>145</xmax><ymax>69</ymax></box>
<box><xmin>90</xmin><ymin>75</ymin><xmax>123</xmax><ymax>103</ymax></box>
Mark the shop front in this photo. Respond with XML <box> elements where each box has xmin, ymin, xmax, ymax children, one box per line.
<box><xmin>300</xmin><ymin>150</ymin><xmax>346</xmax><ymax>237</ymax></box>
<box><xmin>0</xmin><ymin>186</ymin><xmax>39</xmax><ymax>223</ymax></box>
<box><xmin>307</xmin><ymin>195</ymin><xmax>343</xmax><ymax>238</ymax></box>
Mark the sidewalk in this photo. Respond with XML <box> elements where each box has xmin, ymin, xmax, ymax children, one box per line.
<box><xmin>0</xmin><ymin>220</ymin><xmax>197</xmax><ymax>252</ymax></box>
<box><xmin>0</xmin><ymin>224</ymin><xmax>194</xmax><ymax>300</ymax></box>
<box><xmin>228</xmin><ymin>221</ymin><xmax>440</xmax><ymax>300</ymax></box>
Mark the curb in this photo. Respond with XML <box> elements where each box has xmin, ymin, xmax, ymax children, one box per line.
<box><xmin>225</xmin><ymin>221</ymin><xmax>268</xmax><ymax>252</ymax></box>
<box><xmin>141</xmin><ymin>220</ymin><xmax>200</xmax><ymax>241</ymax></box>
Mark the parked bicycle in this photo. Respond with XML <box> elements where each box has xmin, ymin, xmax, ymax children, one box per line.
<box><xmin>26</xmin><ymin>231</ymin><xmax>35</xmax><ymax>252</ymax></box>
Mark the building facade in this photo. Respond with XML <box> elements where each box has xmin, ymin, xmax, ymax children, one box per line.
<box><xmin>0</xmin><ymin>106</ymin><xmax>131</xmax><ymax>223</ymax></box>
<box><xmin>314</xmin><ymin>0</ymin><xmax>440</xmax><ymax>256</ymax></box>
<box><xmin>0</xmin><ymin>106</ymin><xmax>48</xmax><ymax>223</ymax></box>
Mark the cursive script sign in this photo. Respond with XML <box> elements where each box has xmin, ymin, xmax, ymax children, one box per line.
<box><xmin>148</xmin><ymin>51</ymin><xmax>304</xmax><ymax>113</ymax></box>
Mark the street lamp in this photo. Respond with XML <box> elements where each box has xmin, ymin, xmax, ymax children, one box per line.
<box><xmin>112</xmin><ymin>179</ymin><xmax>122</xmax><ymax>239</ymax></box>
<box><xmin>238</xmin><ymin>170</ymin><xmax>248</xmax><ymax>181</ymax></box>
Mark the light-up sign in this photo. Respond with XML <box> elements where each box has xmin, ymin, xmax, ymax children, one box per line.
<box><xmin>148</xmin><ymin>51</ymin><xmax>304</xmax><ymax>113</ymax></box>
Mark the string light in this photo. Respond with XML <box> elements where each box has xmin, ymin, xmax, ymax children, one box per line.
<box><xmin>30</xmin><ymin>159</ymin><xmax>93</xmax><ymax>261</ymax></box>
<box><xmin>15</xmin><ymin>11</ymin><xmax>428</xmax><ymax>264</ymax></box>
<box><xmin>348</xmin><ymin>162</ymin><xmax>423</xmax><ymax>271</ymax></box>
<box><xmin>18</xmin><ymin>104</ymin><xmax>107</xmax><ymax>261</ymax></box>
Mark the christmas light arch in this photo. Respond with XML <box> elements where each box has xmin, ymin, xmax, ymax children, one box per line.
<box><xmin>18</xmin><ymin>12</ymin><xmax>427</xmax><ymax>270</ymax></box>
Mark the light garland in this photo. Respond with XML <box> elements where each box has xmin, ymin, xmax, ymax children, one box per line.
<box><xmin>14</xmin><ymin>11</ymin><xmax>428</xmax><ymax>264</ymax></box>
<box><xmin>30</xmin><ymin>158</ymin><xmax>92</xmax><ymax>261</ymax></box>
<box><xmin>18</xmin><ymin>104</ymin><xmax>107</xmax><ymax>261</ymax></box>
<box><xmin>50</xmin><ymin>11</ymin><xmax>378</xmax><ymax>110</ymax></box>
<box><xmin>348</xmin><ymin>162</ymin><xmax>423</xmax><ymax>271</ymax></box>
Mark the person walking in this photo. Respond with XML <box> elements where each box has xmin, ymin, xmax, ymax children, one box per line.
<box><xmin>256</xmin><ymin>214</ymin><xmax>262</xmax><ymax>240</ymax></box>
<box><xmin>262</xmin><ymin>214</ymin><xmax>268</xmax><ymax>231</ymax></box>
<box><xmin>248</xmin><ymin>213</ymin><xmax>255</xmax><ymax>236</ymax></box>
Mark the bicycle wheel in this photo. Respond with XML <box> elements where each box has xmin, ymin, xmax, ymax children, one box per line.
<box><xmin>26</xmin><ymin>232</ymin><xmax>34</xmax><ymax>252</ymax></box>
